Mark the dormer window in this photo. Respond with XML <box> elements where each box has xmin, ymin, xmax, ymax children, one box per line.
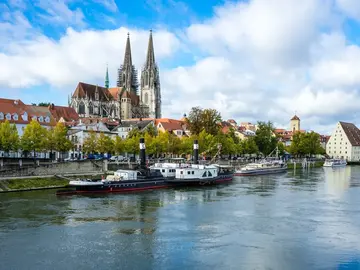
<box><xmin>13</xmin><ymin>113</ymin><xmax>18</xmax><ymax>121</ymax></box>
<box><xmin>5</xmin><ymin>113</ymin><xmax>11</xmax><ymax>120</ymax></box>
<box><xmin>45</xmin><ymin>116</ymin><xmax>50</xmax><ymax>123</ymax></box>
<box><xmin>0</xmin><ymin>112</ymin><xmax>3</xmax><ymax>120</ymax></box>
<box><xmin>32</xmin><ymin>116</ymin><xmax>37</xmax><ymax>121</ymax></box>
<box><xmin>38</xmin><ymin>116</ymin><xmax>44</xmax><ymax>122</ymax></box>
<box><xmin>22</xmin><ymin>112</ymin><xmax>28</xmax><ymax>121</ymax></box>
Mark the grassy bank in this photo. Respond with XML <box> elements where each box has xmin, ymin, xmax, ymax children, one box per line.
<box><xmin>286</xmin><ymin>161</ymin><xmax>324</xmax><ymax>169</ymax></box>
<box><xmin>0</xmin><ymin>174</ymin><xmax>103</xmax><ymax>192</ymax></box>
<box><xmin>4</xmin><ymin>177</ymin><xmax>69</xmax><ymax>190</ymax></box>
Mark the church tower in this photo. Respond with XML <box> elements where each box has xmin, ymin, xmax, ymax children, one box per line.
<box><xmin>140</xmin><ymin>30</ymin><xmax>161</xmax><ymax>119</ymax></box>
<box><xmin>290</xmin><ymin>115</ymin><xmax>300</xmax><ymax>132</ymax></box>
<box><xmin>117</xmin><ymin>33</ymin><xmax>139</xmax><ymax>94</ymax></box>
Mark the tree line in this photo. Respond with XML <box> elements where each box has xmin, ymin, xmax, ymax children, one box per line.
<box><xmin>0</xmin><ymin>107</ymin><xmax>325</xmax><ymax>160</ymax></box>
<box><xmin>0</xmin><ymin>120</ymin><xmax>72</xmax><ymax>159</ymax></box>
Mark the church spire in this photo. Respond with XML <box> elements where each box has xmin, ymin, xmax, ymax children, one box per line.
<box><xmin>123</xmin><ymin>32</ymin><xmax>132</xmax><ymax>69</ymax></box>
<box><xmin>145</xmin><ymin>30</ymin><xmax>155</xmax><ymax>69</ymax></box>
<box><xmin>105</xmin><ymin>64</ymin><xmax>109</xmax><ymax>89</ymax></box>
<box><xmin>117</xmin><ymin>32</ymin><xmax>138</xmax><ymax>93</ymax></box>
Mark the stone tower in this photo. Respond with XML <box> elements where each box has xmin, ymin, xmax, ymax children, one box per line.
<box><xmin>290</xmin><ymin>115</ymin><xmax>300</xmax><ymax>132</ymax></box>
<box><xmin>117</xmin><ymin>33</ymin><xmax>139</xmax><ymax>94</ymax></box>
<box><xmin>140</xmin><ymin>30</ymin><xmax>161</xmax><ymax>119</ymax></box>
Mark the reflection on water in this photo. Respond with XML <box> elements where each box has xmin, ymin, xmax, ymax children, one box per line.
<box><xmin>1</xmin><ymin>167</ymin><xmax>360</xmax><ymax>269</ymax></box>
<box><xmin>323</xmin><ymin>166</ymin><xmax>351</xmax><ymax>197</ymax></box>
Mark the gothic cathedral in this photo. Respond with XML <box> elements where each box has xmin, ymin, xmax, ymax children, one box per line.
<box><xmin>69</xmin><ymin>31</ymin><xmax>161</xmax><ymax>120</ymax></box>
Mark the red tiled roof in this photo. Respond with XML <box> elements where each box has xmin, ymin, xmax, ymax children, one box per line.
<box><xmin>48</xmin><ymin>104</ymin><xmax>79</xmax><ymax>122</ymax></box>
<box><xmin>340</xmin><ymin>121</ymin><xmax>360</xmax><ymax>146</ymax></box>
<box><xmin>0</xmin><ymin>98</ymin><xmax>56</xmax><ymax>126</ymax></box>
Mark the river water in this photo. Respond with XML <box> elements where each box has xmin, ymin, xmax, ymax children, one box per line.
<box><xmin>1</xmin><ymin>167</ymin><xmax>360</xmax><ymax>270</ymax></box>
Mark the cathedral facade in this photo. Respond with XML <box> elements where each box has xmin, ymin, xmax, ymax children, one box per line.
<box><xmin>69</xmin><ymin>31</ymin><xmax>161</xmax><ymax>120</ymax></box>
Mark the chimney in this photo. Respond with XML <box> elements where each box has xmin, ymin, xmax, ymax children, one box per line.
<box><xmin>139</xmin><ymin>137</ymin><xmax>146</xmax><ymax>168</ymax></box>
<box><xmin>193</xmin><ymin>139</ymin><xmax>199</xmax><ymax>164</ymax></box>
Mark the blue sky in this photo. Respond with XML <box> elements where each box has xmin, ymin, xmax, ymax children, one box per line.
<box><xmin>2</xmin><ymin>0</ymin><xmax>360</xmax><ymax>134</ymax></box>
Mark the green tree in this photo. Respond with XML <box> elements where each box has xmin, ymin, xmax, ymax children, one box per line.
<box><xmin>186</xmin><ymin>107</ymin><xmax>222</xmax><ymax>136</ymax></box>
<box><xmin>53</xmin><ymin>122</ymin><xmax>72</xmax><ymax>159</ymax></box>
<box><xmin>145</xmin><ymin>124</ymin><xmax>157</xmax><ymax>137</ymax></box>
<box><xmin>21</xmin><ymin>120</ymin><xmax>47</xmax><ymax>159</ymax></box>
<box><xmin>44</xmin><ymin>128</ymin><xmax>56</xmax><ymax>160</ymax></box>
<box><xmin>127</xmin><ymin>128</ymin><xmax>142</xmax><ymax>138</ymax></box>
<box><xmin>168</xmin><ymin>133</ymin><xmax>182</xmax><ymax>155</ymax></box>
<box><xmin>243</xmin><ymin>137</ymin><xmax>259</xmax><ymax>155</ymax></box>
<box><xmin>97</xmin><ymin>133</ymin><xmax>114</xmax><ymax>154</ymax></box>
<box><xmin>277</xmin><ymin>141</ymin><xmax>286</xmax><ymax>156</ymax></box>
<box><xmin>0</xmin><ymin>120</ymin><xmax>19</xmax><ymax>154</ymax></box>
<box><xmin>114</xmin><ymin>136</ymin><xmax>125</xmax><ymax>155</ymax></box>
<box><xmin>289</xmin><ymin>131</ymin><xmax>324</xmax><ymax>157</ymax></box>
<box><xmin>186</xmin><ymin>106</ymin><xmax>203</xmax><ymax>135</ymax></box>
<box><xmin>202</xmin><ymin>108</ymin><xmax>222</xmax><ymax>135</ymax></box>
<box><xmin>125</xmin><ymin>134</ymin><xmax>141</xmax><ymax>157</ymax></box>
<box><xmin>38</xmin><ymin>102</ymin><xmax>51</xmax><ymax>107</ymax></box>
<box><xmin>83</xmin><ymin>130</ymin><xmax>97</xmax><ymax>154</ymax></box>
<box><xmin>254</xmin><ymin>121</ymin><xmax>277</xmax><ymax>156</ymax></box>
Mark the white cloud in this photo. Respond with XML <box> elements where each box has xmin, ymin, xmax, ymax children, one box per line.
<box><xmin>0</xmin><ymin>27</ymin><xmax>180</xmax><ymax>89</ymax></box>
<box><xmin>94</xmin><ymin>0</ymin><xmax>118</xmax><ymax>12</ymax></box>
<box><xmin>336</xmin><ymin>0</ymin><xmax>360</xmax><ymax>20</ymax></box>
<box><xmin>2</xmin><ymin>0</ymin><xmax>360</xmax><ymax>134</ymax></box>
<box><xmin>35</xmin><ymin>0</ymin><xmax>85</xmax><ymax>27</ymax></box>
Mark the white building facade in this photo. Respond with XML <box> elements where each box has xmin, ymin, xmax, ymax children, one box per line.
<box><xmin>326</xmin><ymin>121</ymin><xmax>360</xmax><ymax>161</ymax></box>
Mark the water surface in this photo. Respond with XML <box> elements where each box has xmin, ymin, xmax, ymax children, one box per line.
<box><xmin>1</xmin><ymin>167</ymin><xmax>360</xmax><ymax>270</ymax></box>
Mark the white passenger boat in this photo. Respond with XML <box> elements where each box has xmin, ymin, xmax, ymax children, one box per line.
<box><xmin>234</xmin><ymin>159</ymin><xmax>287</xmax><ymax>176</ymax></box>
<box><xmin>234</xmin><ymin>146</ymin><xmax>287</xmax><ymax>176</ymax></box>
<box><xmin>323</xmin><ymin>159</ymin><xmax>347</xmax><ymax>167</ymax></box>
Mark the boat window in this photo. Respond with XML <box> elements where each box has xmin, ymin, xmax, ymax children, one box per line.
<box><xmin>192</xmin><ymin>171</ymin><xmax>194</xmax><ymax>174</ymax></box>
<box><xmin>180</xmin><ymin>171</ymin><xmax>183</xmax><ymax>174</ymax></box>
<box><xmin>202</xmin><ymin>172</ymin><xmax>207</xmax><ymax>177</ymax></box>
<box><xmin>208</xmin><ymin>171</ymin><xmax>212</xmax><ymax>177</ymax></box>
<box><xmin>162</xmin><ymin>169</ymin><xmax>165</xmax><ymax>172</ymax></box>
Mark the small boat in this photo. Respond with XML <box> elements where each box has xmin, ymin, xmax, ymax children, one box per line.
<box><xmin>56</xmin><ymin>138</ymin><xmax>169</xmax><ymax>195</ymax></box>
<box><xmin>234</xmin><ymin>160</ymin><xmax>287</xmax><ymax>176</ymax></box>
<box><xmin>164</xmin><ymin>140</ymin><xmax>233</xmax><ymax>186</ymax></box>
<box><xmin>323</xmin><ymin>158</ymin><xmax>347</xmax><ymax>167</ymax></box>
<box><xmin>234</xmin><ymin>146</ymin><xmax>287</xmax><ymax>176</ymax></box>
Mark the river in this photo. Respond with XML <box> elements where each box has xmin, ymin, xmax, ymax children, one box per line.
<box><xmin>1</xmin><ymin>167</ymin><xmax>360</xmax><ymax>270</ymax></box>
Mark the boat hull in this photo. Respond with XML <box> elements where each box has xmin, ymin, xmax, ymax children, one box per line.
<box><xmin>165</xmin><ymin>174</ymin><xmax>233</xmax><ymax>186</ymax></box>
<box><xmin>56</xmin><ymin>179</ymin><xmax>169</xmax><ymax>196</ymax></box>
<box><xmin>323</xmin><ymin>164</ymin><xmax>347</xmax><ymax>167</ymax></box>
<box><xmin>234</xmin><ymin>168</ymin><xmax>287</xmax><ymax>176</ymax></box>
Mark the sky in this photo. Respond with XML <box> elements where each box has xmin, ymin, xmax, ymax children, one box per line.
<box><xmin>1</xmin><ymin>0</ymin><xmax>360</xmax><ymax>134</ymax></box>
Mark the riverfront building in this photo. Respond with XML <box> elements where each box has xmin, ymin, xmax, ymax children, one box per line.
<box><xmin>326</xmin><ymin>121</ymin><xmax>360</xmax><ymax>161</ymax></box>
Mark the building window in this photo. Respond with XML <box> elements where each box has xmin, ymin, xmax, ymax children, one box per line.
<box><xmin>45</xmin><ymin>116</ymin><xmax>50</xmax><ymax>123</ymax></box>
<box><xmin>145</xmin><ymin>93</ymin><xmax>149</xmax><ymax>104</ymax></box>
<box><xmin>78</xmin><ymin>102</ymin><xmax>85</xmax><ymax>114</ymax></box>
<box><xmin>89</xmin><ymin>105</ymin><xmax>93</xmax><ymax>114</ymax></box>
<box><xmin>38</xmin><ymin>116</ymin><xmax>44</xmax><ymax>122</ymax></box>
<box><xmin>5</xmin><ymin>113</ymin><xmax>11</xmax><ymax>120</ymax></box>
<box><xmin>22</xmin><ymin>112</ymin><xmax>28</xmax><ymax>121</ymax></box>
<box><xmin>13</xmin><ymin>113</ymin><xmax>18</xmax><ymax>121</ymax></box>
<box><xmin>0</xmin><ymin>112</ymin><xmax>3</xmax><ymax>120</ymax></box>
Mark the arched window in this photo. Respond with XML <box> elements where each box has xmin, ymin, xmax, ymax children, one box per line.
<box><xmin>89</xmin><ymin>104</ymin><xmax>93</xmax><ymax>114</ymax></box>
<box><xmin>78</xmin><ymin>102</ymin><xmax>85</xmax><ymax>114</ymax></box>
<box><xmin>145</xmin><ymin>93</ymin><xmax>149</xmax><ymax>104</ymax></box>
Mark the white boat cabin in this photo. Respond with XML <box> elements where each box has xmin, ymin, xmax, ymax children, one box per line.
<box><xmin>175</xmin><ymin>165</ymin><xmax>218</xmax><ymax>179</ymax></box>
<box><xmin>151</xmin><ymin>161</ymin><xmax>189</xmax><ymax>178</ymax></box>
<box><xmin>105</xmin><ymin>170</ymin><xmax>138</xmax><ymax>181</ymax></box>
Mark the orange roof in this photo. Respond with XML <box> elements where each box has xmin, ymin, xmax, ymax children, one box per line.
<box><xmin>0</xmin><ymin>98</ymin><xmax>56</xmax><ymax>126</ymax></box>
<box><xmin>48</xmin><ymin>104</ymin><xmax>79</xmax><ymax>122</ymax></box>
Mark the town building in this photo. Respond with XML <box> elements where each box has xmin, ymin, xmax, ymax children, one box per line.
<box><xmin>274</xmin><ymin>115</ymin><xmax>305</xmax><ymax>146</ymax></box>
<box><xmin>69</xmin><ymin>31</ymin><xmax>161</xmax><ymax>120</ymax></box>
<box><xmin>113</xmin><ymin>119</ymin><xmax>155</xmax><ymax>139</ymax></box>
<box><xmin>326</xmin><ymin>121</ymin><xmax>360</xmax><ymax>161</ymax></box>
<box><xmin>0</xmin><ymin>98</ymin><xmax>56</xmax><ymax>136</ymax></box>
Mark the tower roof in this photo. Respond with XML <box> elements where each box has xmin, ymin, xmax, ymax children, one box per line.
<box><xmin>123</xmin><ymin>32</ymin><xmax>132</xmax><ymax>68</ymax></box>
<box><xmin>144</xmin><ymin>30</ymin><xmax>155</xmax><ymax>69</ymax></box>
<box><xmin>105</xmin><ymin>64</ymin><xmax>109</xmax><ymax>89</ymax></box>
<box><xmin>291</xmin><ymin>115</ymin><xmax>300</xmax><ymax>121</ymax></box>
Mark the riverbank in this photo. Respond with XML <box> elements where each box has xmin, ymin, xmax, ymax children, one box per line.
<box><xmin>0</xmin><ymin>174</ymin><xmax>103</xmax><ymax>193</ymax></box>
